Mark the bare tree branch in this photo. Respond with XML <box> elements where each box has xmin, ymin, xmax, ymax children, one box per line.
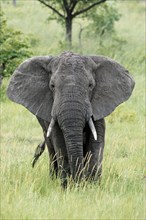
<box><xmin>60</xmin><ymin>1</ymin><xmax>66</xmax><ymax>17</ymax></box>
<box><xmin>63</xmin><ymin>0</ymin><xmax>70</xmax><ymax>15</ymax></box>
<box><xmin>38</xmin><ymin>0</ymin><xmax>65</xmax><ymax>18</ymax></box>
<box><xmin>72</xmin><ymin>0</ymin><xmax>106</xmax><ymax>18</ymax></box>
<box><xmin>70</xmin><ymin>0</ymin><xmax>78</xmax><ymax>13</ymax></box>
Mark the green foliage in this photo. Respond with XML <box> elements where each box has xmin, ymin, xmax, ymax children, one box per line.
<box><xmin>85</xmin><ymin>2</ymin><xmax>120</xmax><ymax>38</ymax></box>
<box><xmin>0</xmin><ymin>78</ymin><xmax>7</xmax><ymax>102</ymax></box>
<box><xmin>42</xmin><ymin>1</ymin><xmax>120</xmax><ymax>47</ymax></box>
<box><xmin>0</xmin><ymin>1</ymin><xmax>145</xmax><ymax>219</ymax></box>
<box><xmin>54</xmin><ymin>2</ymin><xmax>122</xmax><ymax>54</ymax></box>
<box><xmin>0</xmin><ymin>11</ymin><xmax>31</xmax><ymax>78</ymax></box>
<box><xmin>78</xmin><ymin>2</ymin><xmax>125</xmax><ymax>58</ymax></box>
<box><xmin>107</xmin><ymin>103</ymin><xmax>137</xmax><ymax>124</ymax></box>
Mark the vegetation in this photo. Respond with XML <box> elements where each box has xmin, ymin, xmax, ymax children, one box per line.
<box><xmin>0</xmin><ymin>11</ymin><xmax>31</xmax><ymax>78</ymax></box>
<box><xmin>37</xmin><ymin>0</ymin><xmax>106</xmax><ymax>47</ymax></box>
<box><xmin>0</xmin><ymin>0</ymin><xmax>145</xmax><ymax>219</ymax></box>
<box><xmin>85</xmin><ymin>3</ymin><xmax>120</xmax><ymax>41</ymax></box>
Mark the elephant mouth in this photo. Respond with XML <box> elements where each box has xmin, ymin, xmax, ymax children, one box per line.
<box><xmin>47</xmin><ymin>116</ymin><xmax>97</xmax><ymax>141</ymax></box>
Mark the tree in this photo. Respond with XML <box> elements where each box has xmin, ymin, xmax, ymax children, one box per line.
<box><xmin>86</xmin><ymin>3</ymin><xmax>120</xmax><ymax>43</ymax></box>
<box><xmin>0</xmin><ymin>12</ymin><xmax>31</xmax><ymax>80</ymax></box>
<box><xmin>38</xmin><ymin>0</ymin><xmax>106</xmax><ymax>47</ymax></box>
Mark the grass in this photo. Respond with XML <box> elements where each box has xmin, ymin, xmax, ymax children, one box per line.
<box><xmin>0</xmin><ymin>0</ymin><xmax>145</xmax><ymax>219</ymax></box>
<box><xmin>1</xmin><ymin>74</ymin><xmax>145</xmax><ymax>219</ymax></box>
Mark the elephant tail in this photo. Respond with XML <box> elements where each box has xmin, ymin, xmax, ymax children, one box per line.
<box><xmin>32</xmin><ymin>141</ymin><xmax>46</xmax><ymax>167</ymax></box>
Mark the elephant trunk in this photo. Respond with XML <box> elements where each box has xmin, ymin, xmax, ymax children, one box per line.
<box><xmin>58</xmin><ymin>101</ymin><xmax>85</xmax><ymax>181</ymax></box>
<box><xmin>63</xmin><ymin>124</ymin><xmax>84</xmax><ymax>181</ymax></box>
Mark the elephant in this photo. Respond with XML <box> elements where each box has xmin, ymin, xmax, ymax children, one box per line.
<box><xmin>7</xmin><ymin>51</ymin><xmax>135</xmax><ymax>187</ymax></box>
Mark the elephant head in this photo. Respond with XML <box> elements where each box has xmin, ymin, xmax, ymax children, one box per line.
<box><xmin>7</xmin><ymin>51</ymin><xmax>135</xmax><ymax>180</ymax></box>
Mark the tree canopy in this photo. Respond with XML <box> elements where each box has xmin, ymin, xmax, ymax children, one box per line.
<box><xmin>38</xmin><ymin>0</ymin><xmax>106</xmax><ymax>47</ymax></box>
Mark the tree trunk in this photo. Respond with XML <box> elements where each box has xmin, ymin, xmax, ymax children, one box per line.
<box><xmin>78</xmin><ymin>25</ymin><xmax>84</xmax><ymax>52</ymax></box>
<box><xmin>12</xmin><ymin>0</ymin><xmax>16</xmax><ymax>6</ymax></box>
<box><xmin>65</xmin><ymin>17</ymin><xmax>72</xmax><ymax>49</ymax></box>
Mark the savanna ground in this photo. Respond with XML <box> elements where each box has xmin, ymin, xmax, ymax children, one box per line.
<box><xmin>0</xmin><ymin>1</ymin><xmax>145</xmax><ymax>219</ymax></box>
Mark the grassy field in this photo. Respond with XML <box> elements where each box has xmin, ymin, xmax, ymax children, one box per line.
<box><xmin>0</xmin><ymin>1</ymin><xmax>145</xmax><ymax>220</ymax></box>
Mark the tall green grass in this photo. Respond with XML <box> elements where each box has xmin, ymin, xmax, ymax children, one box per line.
<box><xmin>1</xmin><ymin>74</ymin><xmax>145</xmax><ymax>219</ymax></box>
<box><xmin>1</xmin><ymin>1</ymin><xmax>145</xmax><ymax>219</ymax></box>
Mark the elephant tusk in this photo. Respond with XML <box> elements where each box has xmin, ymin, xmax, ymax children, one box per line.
<box><xmin>88</xmin><ymin>118</ymin><xmax>97</xmax><ymax>141</ymax></box>
<box><xmin>47</xmin><ymin>118</ymin><xmax>55</xmax><ymax>137</ymax></box>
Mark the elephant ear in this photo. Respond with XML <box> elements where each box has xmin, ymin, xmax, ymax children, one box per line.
<box><xmin>90</xmin><ymin>55</ymin><xmax>135</xmax><ymax>120</ymax></box>
<box><xmin>7</xmin><ymin>56</ymin><xmax>53</xmax><ymax>122</ymax></box>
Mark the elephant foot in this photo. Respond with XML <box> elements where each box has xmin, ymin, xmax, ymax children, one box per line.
<box><xmin>49</xmin><ymin>166</ymin><xmax>58</xmax><ymax>179</ymax></box>
<box><xmin>84</xmin><ymin>164</ymin><xmax>102</xmax><ymax>185</ymax></box>
<box><xmin>61</xmin><ymin>179</ymin><xmax>68</xmax><ymax>189</ymax></box>
<box><xmin>32</xmin><ymin>141</ymin><xmax>46</xmax><ymax>167</ymax></box>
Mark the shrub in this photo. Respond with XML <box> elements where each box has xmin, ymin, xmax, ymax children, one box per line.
<box><xmin>0</xmin><ymin>11</ymin><xmax>32</xmax><ymax>79</ymax></box>
<box><xmin>85</xmin><ymin>3</ymin><xmax>120</xmax><ymax>41</ymax></box>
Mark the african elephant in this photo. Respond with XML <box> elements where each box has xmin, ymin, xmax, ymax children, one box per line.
<box><xmin>7</xmin><ymin>51</ymin><xmax>135</xmax><ymax>187</ymax></box>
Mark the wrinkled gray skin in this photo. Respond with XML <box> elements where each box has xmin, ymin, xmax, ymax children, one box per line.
<box><xmin>7</xmin><ymin>52</ymin><xmax>135</xmax><ymax>187</ymax></box>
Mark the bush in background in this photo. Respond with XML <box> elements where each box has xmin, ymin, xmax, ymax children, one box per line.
<box><xmin>0</xmin><ymin>11</ymin><xmax>32</xmax><ymax>79</ymax></box>
<box><xmin>86</xmin><ymin>3</ymin><xmax>120</xmax><ymax>41</ymax></box>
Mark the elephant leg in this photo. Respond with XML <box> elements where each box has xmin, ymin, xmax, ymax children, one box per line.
<box><xmin>84</xmin><ymin>118</ymin><xmax>105</xmax><ymax>182</ymax></box>
<box><xmin>45</xmin><ymin>137</ymin><xmax>58</xmax><ymax>178</ymax></box>
<box><xmin>51</xmin><ymin>123</ymin><xmax>70</xmax><ymax>188</ymax></box>
<box><xmin>36</xmin><ymin>117</ymin><xmax>58</xmax><ymax>178</ymax></box>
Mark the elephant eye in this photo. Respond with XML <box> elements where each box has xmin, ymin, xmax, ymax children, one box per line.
<box><xmin>50</xmin><ymin>81</ymin><xmax>55</xmax><ymax>91</ymax></box>
<box><xmin>89</xmin><ymin>78</ymin><xmax>95</xmax><ymax>90</ymax></box>
<box><xmin>89</xmin><ymin>82</ymin><xmax>93</xmax><ymax>89</ymax></box>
